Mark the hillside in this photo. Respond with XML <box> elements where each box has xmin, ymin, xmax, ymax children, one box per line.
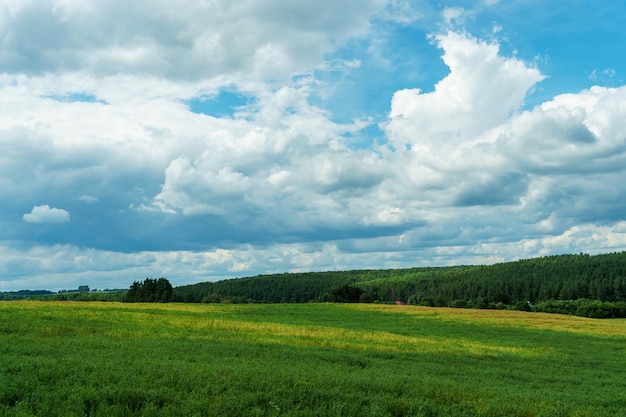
<box><xmin>174</xmin><ymin>252</ymin><xmax>626</xmax><ymax>317</ymax></box>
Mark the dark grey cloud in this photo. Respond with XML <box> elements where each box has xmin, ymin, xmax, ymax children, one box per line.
<box><xmin>453</xmin><ymin>172</ymin><xmax>529</xmax><ymax>207</ymax></box>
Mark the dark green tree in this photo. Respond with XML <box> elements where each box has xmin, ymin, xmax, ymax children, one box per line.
<box><xmin>125</xmin><ymin>278</ymin><xmax>173</xmax><ymax>303</ymax></box>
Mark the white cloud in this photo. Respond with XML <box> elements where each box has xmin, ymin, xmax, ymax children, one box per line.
<box><xmin>589</xmin><ymin>68</ymin><xmax>616</xmax><ymax>82</ymax></box>
<box><xmin>149</xmin><ymin>83</ymin><xmax>385</xmax><ymax>222</ymax></box>
<box><xmin>78</xmin><ymin>195</ymin><xmax>99</xmax><ymax>204</ymax></box>
<box><xmin>23</xmin><ymin>205</ymin><xmax>70</xmax><ymax>224</ymax></box>
<box><xmin>385</xmin><ymin>31</ymin><xmax>544</xmax><ymax>147</ymax></box>
<box><xmin>442</xmin><ymin>7</ymin><xmax>465</xmax><ymax>26</ymax></box>
<box><xmin>498</xmin><ymin>86</ymin><xmax>626</xmax><ymax>174</ymax></box>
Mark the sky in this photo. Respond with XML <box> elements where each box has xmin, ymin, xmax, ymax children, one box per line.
<box><xmin>2</xmin><ymin>0</ymin><xmax>626</xmax><ymax>291</ymax></box>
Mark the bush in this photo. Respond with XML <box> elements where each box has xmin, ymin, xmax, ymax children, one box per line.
<box><xmin>533</xmin><ymin>299</ymin><xmax>626</xmax><ymax>318</ymax></box>
<box><xmin>327</xmin><ymin>285</ymin><xmax>363</xmax><ymax>303</ymax></box>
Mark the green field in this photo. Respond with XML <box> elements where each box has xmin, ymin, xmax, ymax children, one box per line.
<box><xmin>1</xmin><ymin>302</ymin><xmax>625</xmax><ymax>416</ymax></box>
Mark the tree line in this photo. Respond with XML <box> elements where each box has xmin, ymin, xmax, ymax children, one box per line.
<box><xmin>173</xmin><ymin>252</ymin><xmax>626</xmax><ymax>317</ymax></box>
<box><xmin>0</xmin><ymin>289</ymin><xmax>125</xmax><ymax>302</ymax></box>
<box><xmin>5</xmin><ymin>252</ymin><xmax>626</xmax><ymax>318</ymax></box>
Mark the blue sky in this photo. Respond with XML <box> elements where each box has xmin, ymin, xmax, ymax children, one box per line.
<box><xmin>2</xmin><ymin>0</ymin><xmax>626</xmax><ymax>291</ymax></box>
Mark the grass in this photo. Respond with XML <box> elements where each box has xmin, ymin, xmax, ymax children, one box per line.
<box><xmin>1</xmin><ymin>302</ymin><xmax>625</xmax><ymax>416</ymax></box>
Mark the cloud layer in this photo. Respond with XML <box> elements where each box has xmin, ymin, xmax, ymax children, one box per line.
<box><xmin>2</xmin><ymin>1</ymin><xmax>626</xmax><ymax>291</ymax></box>
<box><xmin>0</xmin><ymin>0</ymin><xmax>384</xmax><ymax>80</ymax></box>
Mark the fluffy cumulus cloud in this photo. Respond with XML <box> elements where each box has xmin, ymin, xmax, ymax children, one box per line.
<box><xmin>23</xmin><ymin>205</ymin><xmax>70</xmax><ymax>224</ymax></box>
<box><xmin>2</xmin><ymin>0</ymin><xmax>626</xmax><ymax>291</ymax></box>
<box><xmin>386</xmin><ymin>31</ymin><xmax>545</xmax><ymax>144</ymax></box>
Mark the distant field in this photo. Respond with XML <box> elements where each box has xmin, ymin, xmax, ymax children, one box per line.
<box><xmin>1</xmin><ymin>302</ymin><xmax>625</xmax><ymax>416</ymax></box>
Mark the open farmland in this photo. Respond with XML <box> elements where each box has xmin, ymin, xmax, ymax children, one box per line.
<box><xmin>1</xmin><ymin>302</ymin><xmax>625</xmax><ymax>416</ymax></box>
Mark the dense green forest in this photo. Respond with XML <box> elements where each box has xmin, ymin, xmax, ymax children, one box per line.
<box><xmin>174</xmin><ymin>252</ymin><xmax>626</xmax><ymax>317</ymax></box>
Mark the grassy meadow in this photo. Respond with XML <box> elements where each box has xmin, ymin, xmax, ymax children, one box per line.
<box><xmin>1</xmin><ymin>302</ymin><xmax>625</xmax><ymax>416</ymax></box>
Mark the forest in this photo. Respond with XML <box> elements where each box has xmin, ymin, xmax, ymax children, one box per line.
<box><xmin>174</xmin><ymin>252</ymin><xmax>626</xmax><ymax>317</ymax></box>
